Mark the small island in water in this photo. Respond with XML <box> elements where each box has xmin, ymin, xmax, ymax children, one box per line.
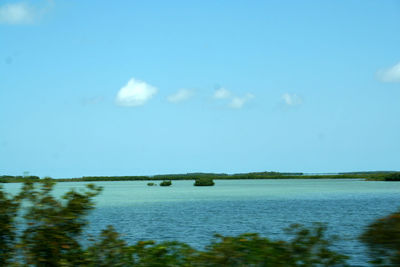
<box><xmin>194</xmin><ymin>178</ymin><xmax>215</xmax><ymax>186</ymax></box>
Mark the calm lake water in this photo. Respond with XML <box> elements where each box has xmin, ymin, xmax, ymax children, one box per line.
<box><xmin>3</xmin><ymin>179</ymin><xmax>400</xmax><ymax>266</ymax></box>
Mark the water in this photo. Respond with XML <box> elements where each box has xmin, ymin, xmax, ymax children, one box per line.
<box><xmin>3</xmin><ymin>179</ymin><xmax>400</xmax><ymax>266</ymax></box>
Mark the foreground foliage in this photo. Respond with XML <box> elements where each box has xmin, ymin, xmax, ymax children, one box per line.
<box><xmin>361</xmin><ymin>209</ymin><xmax>400</xmax><ymax>266</ymax></box>
<box><xmin>0</xmin><ymin>180</ymin><xmax>399</xmax><ymax>266</ymax></box>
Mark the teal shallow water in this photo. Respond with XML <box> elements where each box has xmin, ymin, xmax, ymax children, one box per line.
<box><xmin>3</xmin><ymin>179</ymin><xmax>400</xmax><ymax>266</ymax></box>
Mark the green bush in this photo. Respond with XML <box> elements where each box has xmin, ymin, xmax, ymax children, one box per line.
<box><xmin>194</xmin><ymin>178</ymin><xmax>215</xmax><ymax>186</ymax></box>
<box><xmin>159</xmin><ymin>180</ymin><xmax>172</xmax><ymax>186</ymax></box>
<box><xmin>384</xmin><ymin>172</ymin><xmax>400</xmax><ymax>181</ymax></box>
<box><xmin>147</xmin><ymin>182</ymin><xmax>156</xmax><ymax>186</ymax></box>
<box><xmin>0</xmin><ymin>188</ymin><xmax>19</xmax><ymax>266</ymax></box>
<box><xmin>0</xmin><ymin>180</ymin><xmax>102</xmax><ymax>266</ymax></box>
<box><xmin>360</xmin><ymin>209</ymin><xmax>400</xmax><ymax>266</ymax></box>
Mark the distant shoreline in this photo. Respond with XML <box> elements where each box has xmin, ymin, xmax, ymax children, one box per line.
<box><xmin>1</xmin><ymin>171</ymin><xmax>399</xmax><ymax>183</ymax></box>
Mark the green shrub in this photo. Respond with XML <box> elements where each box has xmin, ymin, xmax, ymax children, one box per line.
<box><xmin>194</xmin><ymin>178</ymin><xmax>215</xmax><ymax>186</ymax></box>
<box><xmin>360</xmin><ymin>209</ymin><xmax>400</xmax><ymax>266</ymax></box>
<box><xmin>147</xmin><ymin>182</ymin><xmax>156</xmax><ymax>186</ymax></box>
<box><xmin>0</xmin><ymin>188</ymin><xmax>19</xmax><ymax>266</ymax></box>
<box><xmin>384</xmin><ymin>172</ymin><xmax>400</xmax><ymax>181</ymax></box>
<box><xmin>159</xmin><ymin>180</ymin><xmax>172</xmax><ymax>186</ymax></box>
<box><xmin>0</xmin><ymin>180</ymin><xmax>102</xmax><ymax>266</ymax></box>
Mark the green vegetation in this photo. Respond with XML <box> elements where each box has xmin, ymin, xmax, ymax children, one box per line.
<box><xmin>362</xmin><ymin>172</ymin><xmax>400</xmax><ymax>181</ymax></box>
<box><xmin>361</xmin><ymin>209</ymin><xmax>400</xmax><ymax>266</ymax></box>
<box><xmin>1</xmin><ymin>180</ymin><xmax>400</xmax><ymax>266</ymax></box>
<box><xmin>147</xmin><ymin>182</ymin><xmax>157</xmax><ymax>186</ymax></box>
<box><xmin>58</xmin><ymin>175</ymin><xmax>150</xmax><ymax>182</ymax></box>
<box><xmin>0</xmin><ymin>180</ymin><xmax>102</xmax><ymax>266</ymax></box>
<box><xmin>194</xmin><ymin>178</ymin><xmax>215</xmax><ymax>186</ymax></box>
<box><xmin>0</xmin><ymin>175</ymin><xmax>40</xmax><ymax>183</ymax></box>
<box><xmin>1</xmin><ymin>171</ymin><xmax>400</xmax><ymax>183</ymax></box>
<box><xmin>159</xmin><ymin>180</ymin><xmax>172</xmax><ymax>186</ymax></box>
<box><xmin>0</xmin><ymin>187</ymin><xmax>19</xmax><ymax>266</ymax></box>
<box><xmin>383</xmin><ymin>172</ymin><xmax>400</xmax><ymax>181</ymax></box>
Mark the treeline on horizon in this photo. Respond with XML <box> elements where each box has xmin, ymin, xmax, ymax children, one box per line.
<box><xmin>1</xmin><ymin>171</ymin><xmax>400</xmax><ymax>183</ymax></box>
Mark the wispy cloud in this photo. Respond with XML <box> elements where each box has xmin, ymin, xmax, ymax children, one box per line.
<box><xmin>229</xmin><ymin>94</ymin><xmax>254</xmax><ymax>109</ymax></box>
<box><xmin>0</xmin><ymin>1</ymin><xmax>52</xmax><ymax>24</ymax></box>
<box><xmin>213</xmin><ymin>88</ymin><xmax>231</xmax><ymax>99</ymax></box>
<box><xmin>115</xmin><ymin>78</ymin><xmax>158</xmax><ymax>107</ymax></box>
<box><xmin>377</xmin><ymin>62</ymin><xmax>400</xmax><ymax>83</ymax></box>
<box><xmin>213</xmin><ymin>87</ymin><xmax>254</xmax><ymax>109</ymax></box>
<box><xmin>0</xmin><ymin>2</ymin><xmax>33</xmax><ymax>24</ymax></box>
<box><xmin>167</xmin><ymin>89</ymin><xmax>194</xmax><ymax>103</ymax></box>
<box><xmin>282</xmin><ymin>93</ymin><xmax>302</xmax><ymax>106</ymax></box>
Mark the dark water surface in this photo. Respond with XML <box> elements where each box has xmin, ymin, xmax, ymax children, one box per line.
<box><xmin>4</xmin><ymin>179</ymin><xmax>400</xmax><ymax>266</ymax></box>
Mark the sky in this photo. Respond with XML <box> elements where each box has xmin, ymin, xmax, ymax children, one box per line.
<box><xmin>0</xmin><ymin>0</ymin><xmax>399</xmax><ymax>178</ymax></box>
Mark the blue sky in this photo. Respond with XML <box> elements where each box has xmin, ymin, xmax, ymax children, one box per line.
<box><xmin>1</xmin><ymin>0</ymin><xmax>399</xmax><ymax>178</ymax></box>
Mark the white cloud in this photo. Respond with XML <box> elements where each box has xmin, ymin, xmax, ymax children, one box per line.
<box><xmin>167</xmin><ymin>89</ymin><xmax>194</xmax><ymax>103</ymax></box>
<box><xmin>213</xmin><ymin>88</ymin><xmax>231</xmax><ymax>99</ymax></box>
<box><xmin>0</xmin><ymin>2</ymin><xmax>33</xmax><ymax>24</ymax></box>
<box><xmin>377</xmin><ymin>62</ymin><xmax>400</xmax><ymax>83</ymax></box>
<box><xmin>213</xmin><ymin>87</ymin><xmax>254</xmax><ymax>109</ymax></box>
<box><xmin>0</xmin><ymin>1</ymin><xmax>53</xmax><ymax>24</ymax></box>
<box><xmin>282</xmin><ymin>93</ymin><xmax>302</xmax><ymax>106</ymax></box>
<box><xmin>229</xmin><ymin>93</ymin><xmax>254</xmax><ymax>109</ymax></box>
<box><xmin>115</xmin><ymin>78</ymin><xmax>158</xmax><ymax>107</ymax></box>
